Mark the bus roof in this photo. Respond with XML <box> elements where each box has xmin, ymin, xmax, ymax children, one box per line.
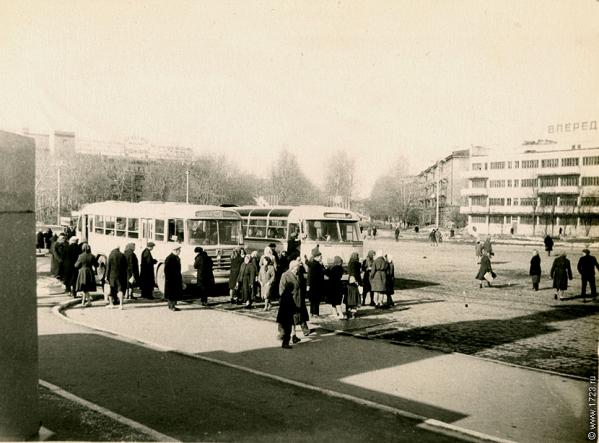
<box><xmin>78</xmin><ymin>201</ymin><xmax>242</xmax><ymax>220</ymax></box>
<box><xmin>234</xmin><ymin>205</ymin><xmax>359</xmax><ymax>221</ymax></box>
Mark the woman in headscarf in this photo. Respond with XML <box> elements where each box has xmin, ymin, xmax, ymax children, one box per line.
<box><xmin>370</xmin><ymin>250</ymin><xmax>389</xmax><ymax>307</ymax></box>
<box><xmin>361</xmin><ymin>250</ymin><xmax>375</xmax><ymax>306</ymax></box>
<box><xmin>229</xmin><ymin>248</ymin><xmax>243</xmax><ymax>304</ymax></box>
<box><xmin>75</xmin><ymin>243</ymin><xmax>97</xmax><ymax>307</ymax></box>
<box><xmin>258</xmin><ymin>256</ymin><xmax>275</xmax><ymax>311</ymax></box>
<box><xmin>550</xmin><ymin>252</ymin><xmax>572</xmax><ymax>300</ymax></box>
<box><xmin>475</xmin><ymin>249</ymin><xmax>495</xmax><ymax>288</ymax></box>
<box><xmin>328</xmin><ymin>256</ymin><xmax>345</xmax><ymax>318</ymax></box>
<box><xmin>346</xmin><ymin>252</ymin><xmax>362</xmax><ymax>318</ymax></box>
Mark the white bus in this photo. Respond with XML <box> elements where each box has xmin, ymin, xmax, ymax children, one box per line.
<box><xmin>234</xmin><ymin>205</ymin><xmax>363</xmax><ymax>267</ymax></box>
<box><xmin>74</xmin><ymin>201</ymin><xmax>244</xmax><ymax>292</ymax></box>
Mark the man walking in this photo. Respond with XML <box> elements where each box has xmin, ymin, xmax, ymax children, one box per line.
<box><xmin>164</xmin><ymin>244</ymin><xmax>183</xmax><ymax>311</ymax></box>
<box><xmin>194</xmin><ymin>246</ymin><xmax>214</xmax><ymax>306</ymax></box>
<box><xmin>578</xmin><ymin>249</ymin><xmax>599</xmax><ymax>302</ymax></box>
<box><xmin>124</xmin><ymin>243</ymin><xmax>140</xmax><ymax>300</ymax></box>
<box><xmin>307</xmin><ymin>247</ymin><xmax>325</xmax><ymax>316</ymax></box>
<box><xmin>139</xmin><ymin>242</ymin><xmax>157</xmax><ymax>299</ymax></box>
<box><xmin>106</xmin><ymin>245</ymin><xmax>128</xmax><ymax>309</ymax></box>
<box><xmin>277</xmin><ymin>260</ymin><xmax>302</xmax><ymax>349</ymax></box>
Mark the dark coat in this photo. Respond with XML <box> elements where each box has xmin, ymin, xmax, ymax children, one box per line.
<box><xmin>164</xmin><ymin>252</ymin><xmax>183</xmax><ymax>301</ymax></box>
<box><xmin>475</xmin><ymin>255</ymin><xmax>493</xmax><ymax>280</ymax></box>
<box><xmin>106</xmin><ymin>248</ymin><xmax>128</xmax><ymax>292</ymax></box>
<box><xmin>63</xmin><ymin>243</ymin><xmax>82</xmax><ymax>287</ymax></box>
<box><xmin>550</xmin><ymin>255</ymin><xmax>572</xmax><ymax>290</ymax></box>
<box><xmin>578</xmin><ymin>254</ymin><xmax>599</xmax><ymax>277</ymax></box>
<box><xmin>361</xmin><ymin>253</ymin><xmax>374</xmax><ymax>293</ymax></box>
<box><xmin>483</xmin><ymin>239</ymin><xmax>493</xmax><ymax>255</ymax></box>
<box><xmin>307</xmin><ymin>260</ymin><xmax>325</xmax><ymax>295</ymax></box>
<box><xmin>139</xmin><ymin>248</ymin><xmax>157</xmax><ymax>292</ymax></box>
<box><xmin>346</xmin><ymin>255</ymin><xmax>362</xmax><ymax>307</ymax></box>
<box><xmin>544</xmin><ymin>235</ymin><xmax>554</xmax><ymax>252</ymax></box>
<box><xmin>194</xmin><ymin>252</ymin><xmax>215</xmax><ymax>290</ymax></box>
<box><xmin>529</xmin><ymin>255</ymin><xmax>541</xmax><ymax>276</ymax></box>
<box><xmin>386</xmin><ymin>261</ymin><xmax>395</xmax><ymax>295</ymax></box>
<box><xmin>124</xmin><ymin>249</ymin><xmax>140</xmax><ymax>287</ymax></box>
<box><xmin>276</xmin><ymin>269</ymin><xmax>300</xmax><ymax>328</ymax></box>
<box><xmin>229</xmin><ymin>254</ymin><xmax>243</xmax><ymax>290</ymax></box>
<box><xmin>50</xmin><ymin>240</ymin><xmax>67</xmax><ymax>277</ymax></box>
<box><xmin>237</xmin><ymin>260</ymin><xmax>257</xmax><ymax>301</ymax></box>
<box><xmin>296</xmin><ymin>263</ymin><xmax>310</xmax><ymax>323</ymax></box>
<box><xmin>370</xmin><ymin>256</ymin><xmax>389</xmax><ymax>292</ymax></box>
<box><xmin>36</xmin><ymin>231</ymin><xmax>45</xmax><ymax>249</ymax></box>
<box><xmin>327</xmin><ymin>264</ymin><xmax>344</xmax><ymax>306</ymax></box>
<box><xmin>75</xmin><ymin>252</ymin><xmax>97</xmax><ymax>292</ymax></box>
<box><xmin>44</xmin><ymin>229</ymin><xmax>53</xmax><ymax>249</ymax></box>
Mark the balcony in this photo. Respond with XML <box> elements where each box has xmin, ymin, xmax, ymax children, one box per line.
<box><xmin>537</xmin><ymin>186</ymin><xmax>580</xmax><ymax>194</ymax></box>
<box><xmin>537</xmin><ymin>166</ymin><xmax>580</xmax><ymax>176</ymax></box>
<box><xmin>464</xmin><ymin>170</ymin><xmax>488</xmax><ymax>179</ymax></box>
<box><xmin>461</xmin><ymin>188</ymin><xmax>488</xmax><ymax>197</ymax></box>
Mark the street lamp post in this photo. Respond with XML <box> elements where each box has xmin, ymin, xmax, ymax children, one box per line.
<box><xmin>57</xmin><ymin>165</ymin><xmax>61</xmax><ymax>226</ymax></box>
<box><xmin>435</xmin><ymin>162</ymin><xmax>440</xmax><ymax>228</ymax></box>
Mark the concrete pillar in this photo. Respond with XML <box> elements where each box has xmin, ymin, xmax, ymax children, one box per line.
<box><xmin>0</xmin><ymin>131</ymin><xmax>39</xmax><ymax>440</ymax></box>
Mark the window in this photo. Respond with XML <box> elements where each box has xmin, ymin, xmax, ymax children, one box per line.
<box><xmin>582</xmin><ymin>177</ymin><xmax>599</xmax><ymax>186</ymax></box>
<box><xmin>218</xmin><ymin>220</ymin><xmax>243</xmax><ymax>245</ymax></box>
<box><xmin>471</xmin><ymin>178</ymin><xmax>487</xmax><ymax>188</ymax></box>
<box><xmin>507</xmin><ymin>198</ymin><xmax>512</xmax><ymax>205</ymax></box>
<box><xmin>522</xmin><ymin>160</ymin><xmax>539</xmax><ymax>169</ymax></box>
<box><xmin>581</xmin><ymin>197</ymin><xmax>599</xmax><ymax>206</ymax></box>
<box><xmin>94</xmin><ymin>215</ymin><xmax>104</xmax><ymax>234</ymax></box>
<box><xmin>540</xmin><ymin>196</ymin><xmax>558</xmax><ymax>206</ymax></box>
<box><xmin>521</xmin><ymin>178</ymin><xmax>538</xmax><ymax>187</ymax></box>
<box><xmin>540</xmin><ymin>176</ymin><xmax>558</xmax><ymax>187</ymax></box>
<box><xmin>471</xmin><ymin>163</ymin><xmax>482</xmax><ymax>171</ymax></box>
<box><xmin>471</xmin><ymin>196</ymin><xmax>487</xmax><ymax>206</ymax></box>
<box><xmin>561</xmin><ymin>157</ymin><xmax>579</xmax><ymax>167</ymax></box>
<box><xmin>116</xmin><ymin>217</ymin><xmax>126</xmax><ymax>237</ymax></box>
<box><xmin>513</xmin><ymin>198</ymin><xmax>519</xmax><ymax>206</ymax></box>
<box><xmin>490</xmin><ymin>161</ymin><xmax>506</xmax><ymax>170</ymax></box>
<box><xmin>583</xmin><ymin>156</ymin><xmax>599</xmax><ymax>166</ymax></box>
<box><xmin>105</xmin><ymin>216</ymin><xmax>115</xmax><ymax>235</ymax></box>
<box><xmin>560</xmin><ymin>176</ymin><xmax>578</xmax><ymax>186</ymax></box>
<box><xmin>127</xmin><ymin>218</ymin><xmax>139</xmax><ymax>238</ymax></box>
<box><xmin>541</xmin><ymin>158</ymin><xmax>559</xmax><ymax>168</ymax></box>
<box><xmin>520</xmin><ymin>216</ymin><xmax>535</xmax><ymax>224</ymax></box>
<box><xmin>489</xmin><ymin>198</ymin><xmax>505</xmax><ymax>206</ymax></box>
<box><xmin>514</xmin><ymin>179</ymin><xmax>519</xmax><ymax>187</ymax></box>
<box><xmin>339</xmin><ymin>222</ymin><xmax>361</xmax><ymax>242</ymax></box>
<box><xmin>560</xmin><ymin>196</ymin><xmax>577</xmax><ymax>206</ymax></box>
<box><xmin>507</xmin><ymin>179</ymin><xmax>512</xmax><ymax>187</ymax></box>
<box><xmin>520</xmin><ymin>198</ymin><xmax>537</xmax><ymax>206</ymax></box>
<box><xmin>489</xmin><ymin>180</ymin><xmax>505</xmax><ymax>188</ymax></box>
<box><xmin>247</xmin><ymin>218</ymin><xmax>267</xmax><ymax>238</ymax></box>
<box><xmin>155</xmin><ymin>219</ymin><xmax>165</xmax><ymax>241</ymax></box>
<box><xmin>514</xmin><ymin>161</ymin><xmax>519</xmax><ymax>168</ymax></box>
<box><xmin>484</xmin><ymin>163</ymin><xmax>488</xmax><ymax>170</ymax></box>
<box><xmin>471</xmin><ymin>215</ymin><xmax>487</xmax><ymax>223</ymax></box>
<box><xmin>168</xmin><ymin>219</ymin><xmax>184</xmax><ymax>242</ymax></box>
<box><xmin>490</xmin><ymin>216</ymin><xmax>504</xmax><ymax>224</ymax></box>
<box><xmin>305</xmin><ymin>220</ymin><xmax>340</xmax><ymax>241</ymax></box>
<box><xmin>266</xmin><ymin>219</ymin><xmax>287</xmax><ymax>239</ymax></box>
<box><xmin>508</xmin><ymin>161</ymin><xmax>512</xmax><ymax>169</ymax></box>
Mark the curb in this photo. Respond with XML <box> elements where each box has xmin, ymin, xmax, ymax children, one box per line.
<box><xmin>55</xmin><ymin>299</ymin><xmax>515</xmax><ymax>443</ymax></box>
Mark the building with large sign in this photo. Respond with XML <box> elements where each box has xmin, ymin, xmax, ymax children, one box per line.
<box><xmin>460</xmin><ymin>141</ymin><xmax>599</xmax><ymax>237</ymax></box>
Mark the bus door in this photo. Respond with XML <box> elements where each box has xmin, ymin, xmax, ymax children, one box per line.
<box><xmin>77</xmin><ymin>214</ymin><xmax>89</xmax><ymax>242</ymax></box>
<box><xmin>141</xmin><ymin>218</ymin><xmax>154</xmax><ymax>247</ymax></box>
<box><xmin>286</xmin><ymin>222</ymin><xmax>301</xmax><ymax>257</ymax></box>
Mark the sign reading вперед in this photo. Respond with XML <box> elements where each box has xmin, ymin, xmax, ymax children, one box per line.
<box><xmin>548</xmin><ymin>120</ymin><xmax>597</xmax><ymax>134</ymax></box>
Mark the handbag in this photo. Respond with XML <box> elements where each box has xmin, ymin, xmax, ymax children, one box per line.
<box><xmin>484</xmin><ymin>271</ymin><xmax>495</xmax><ymax>283</ymax></box>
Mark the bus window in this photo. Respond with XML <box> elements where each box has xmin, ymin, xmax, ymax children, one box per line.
<box><xmin>94</xmin><ymin>215</ymin><xmax>104</xmax><ymax>234</ymax></box>
<box><xmin>288</xmin><ymin>223</ymin><xmax>300</xmax><ymax>239</ymax></box>
<box><xmin>218</xmin><ymin>219</ymin><xmax>242</xmax><ymax>245</ymax></box>
<box><xmin>168</xmin><ymin>219</ymin><xmax>185</xmax><ymax>242</ymax></box>
<box><xmin>127</xmin><ymin>218</ymin><xmax>139</xmax><ymax>238</ymax></box>
<box><xmin>305</xmin><ymin>220</ymin><xmax>340</xmax><ymax>241</ymax></box>
<box><xmin>116</xmin><ymin>217</ymin><xmax>126</xmax><ymax>237</ymax></box>
<box><xmin>247</xmin><ymin>218</ymin><xmax>266</xmax><ymax>238</ymax></box>
<box><xmin>188</xmin><ymin>219</ymin><xmax>218</xmax><ymax>245</ymax></box>
<box><xmin>339</xmin><ymin>221</ymin><xmax>360</xmax><ymax>241</ymax></box>
<box><xmin>267</xmin><ymin>219</ymin><xmax>287</xmax><ymax>239</ymax></box>
<box><xmin>105</xmin><ymin>216</ymin><xmax>116</xmax><ymax>236</ymax></box>
<box><xmin>155</xmin><ymin>219</ymin><xmax>165</xmax><ymax>241</ymax></box>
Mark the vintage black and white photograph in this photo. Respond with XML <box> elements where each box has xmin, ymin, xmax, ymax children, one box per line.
<box><xmin>1</xmin><ymin>1</ymin><xmax>598</xmax><ymax>442</ymax></box>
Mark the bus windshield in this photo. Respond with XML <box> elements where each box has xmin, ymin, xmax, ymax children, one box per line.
<box><xmin>304</xmin><ymin>220</ymin><xmax>360</xmax><ymax>242</ymax></box>
<box><xmin>188</xmin><ymin>219</ymin><xmax>242</xmax><ymax>245</ymax></box>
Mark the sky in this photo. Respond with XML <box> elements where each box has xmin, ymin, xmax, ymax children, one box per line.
<box><xmin>1</xmin><ymin>0</ymin><xmax>598</xmax><ymax>198</ymax></box>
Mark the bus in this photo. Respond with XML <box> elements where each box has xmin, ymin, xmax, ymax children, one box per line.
<box><xmin>234</xmin><ymin>205</ymin><xmax>363</xmax><ymax>267</ymax></box>
<box><xmin>74</xmin><ymin>201</ymin><xmax>244</xmax><ymax>292</ymax></box>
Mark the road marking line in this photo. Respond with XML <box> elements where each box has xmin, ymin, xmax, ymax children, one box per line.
<box><xmin>39</xmin><ymin>379</ymin><xmax>179</xmax><ymax>442</ymax></box>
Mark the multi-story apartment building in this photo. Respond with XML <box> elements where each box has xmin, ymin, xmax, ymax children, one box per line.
<box><xmin>419</xmin><ymin>149</ymin><xmax>469</xmax><ymax>227</ymax></box>
<box><xmin>460</xmin><ymin>142</ymin><xmax>599</xmax><ymax>237</ymax></box>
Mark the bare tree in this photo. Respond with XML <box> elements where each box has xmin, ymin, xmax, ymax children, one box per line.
<box><xmin>324</xmin><ymin>151</ymin><xmax>355</xmax><ymax>207</ymax></box>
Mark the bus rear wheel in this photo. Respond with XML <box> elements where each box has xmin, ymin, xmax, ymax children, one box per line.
<box><xmin>155</xmin><ymin>263</ymin><xmax>166</xmax><ymax>295</ymax></box>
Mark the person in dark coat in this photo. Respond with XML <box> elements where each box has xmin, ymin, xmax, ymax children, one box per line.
<box><xmin>237</xmin><ymin>254</ymin><xmax>257</xmax><ymax>308</ymax></box>
<box><xmin>544</xmin><ymin>235</ymin><xmax>554</xmax><ymax>256</ymax></box>
<box><xmin>361</xmin><ymin>250</ymin><xmax>375</xmax><ymax>306</ymax></box>
<box><xmin>577</xmin><ymin>249</ymin><xmax>599</xmax><ymax>301</ymax></box>
<box><xmin>36</xmin><ymin>230</ymin><xmax>44</xmax><ymax>253</ymax></box>
<box><xmin>75</xmin><ymin>243</ymin><xmax>97</xmax><ymax>307</ymax></box>
<box><xmin>370</xmin><ymin>250</ymin><xmax>389</xmax><ymax>307</ymax></box>
<box><xmin>475</xmin><ymin>241</ymin><xmax>483</xmax><ymax>264</ymax></box>
<box><xmin>529</xmin><ymin>249</ymin><xmax>541</xmax><ymax>291</ymax></box>
<box><xmin>385</xmin><ymin>254</ymin><xmax>395</xmax><ymax>307</ymax></box>
<box><xmin>139</xmin><ymin>242</ymin><xmax>157</xmax><ymax>299</ymax></box>
<box><xmin>483</xmin><ymin>236</ymin><xmax>493</xmax><ymax>256</ymax></box>
<box><xmin>44</xmin><ymin>228</ymin><xmax>53</xmax><ymax>250</ymax></box>
<box><xmin>307</xmin><ymin>247</ymin><xmax>325</xmax><ymax>316</ymax></box>
<box><xmin>328</xmin><ymin>256</ymin><xmax>345</xmax><ymax>318</ymax></box>
<box><xmin>229</xmin><ymin>248</ymin><xmax>243</xmax><ymax>304</ymax></box>
<box><xmin>345</xmin><ymin>252</ymin><xmax>362</xmax><ymax>318</ymax></box>
<box><xmin>550</xmin><ymin>252</ymin><xmax>572</xmax><ymax>300</ymax></box>
<box><xmin>277</xmin><ymin>260</ymin><xmax>302</xmax><ymax>349</ymax></box>
<box><xmin>475</xmin><ymin>249</ymin><xmax>495</xmax><ymax>288</ymax></box>
<box><xmin>394</xmin><ymin>226</ymin><xmax>400</xmax><ymax>242</ymax></box>
<box><xmin>50</xmin><ymin>234</ymin><xmax>67</xmax><ymax>280</ymax></box>
<box><xmin>194</xmin><ymin>246</ymin><xmax>214</xmax><ymax>306</ymax></box>
<box><xmin>63</xmin><ymin>237</ymin><xmax>81</xmax><ymax>297</ymax></box>
<box><xmin>124</xmin><ymin>243</ymin><xmax>140</xmax><ymax>300</ymax></box>
<box><xmin>106</xmin><ymin>246</ymin><xmax>128</xmax><ymax>309</ymax></box>
<box><xmin>294</xmin><ymin>257</ymin><xmax>311</xmax><ymax>337</ymax></box>
<box><xmin>164</xmin><ymin>244</ymin><xmax>183</xmax><ymax>311</ymax></box>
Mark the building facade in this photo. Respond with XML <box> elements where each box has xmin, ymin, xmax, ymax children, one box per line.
<box><xmin>419</xmin><ymin>149</ymin><xmax>470</xmax><ymax>227</ymax></box>
<box><xmin>460</xmin><ymin>142</ymin><xmax>599</xmax><ymax>237</ymax></box>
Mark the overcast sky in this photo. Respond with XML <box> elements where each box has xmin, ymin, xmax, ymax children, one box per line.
<box><xmin>1</xmin><ymin>1</ymin><xmax>598</xmax><ymax>197</ymax></box>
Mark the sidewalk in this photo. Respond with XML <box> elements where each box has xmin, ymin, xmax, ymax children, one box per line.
<box><xmin>60</xmin><ymin>296</ymin><xmax>589</xmax><ymax>443</ymax></box>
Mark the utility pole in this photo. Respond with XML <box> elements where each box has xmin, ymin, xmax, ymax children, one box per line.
<box><xmin>186</xmin><ymin>169</ymin><xmax>190</xmax><ymax>204</ymax></box>
<box><xmin>57</xmin><ymin>165</ymin><xmax>61</xmax><ymax>225</ymax></box>
<box><xmin>435</xmin><ymin>161</ymin><xmax>440</xmax><ymax>228</ymax></box>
